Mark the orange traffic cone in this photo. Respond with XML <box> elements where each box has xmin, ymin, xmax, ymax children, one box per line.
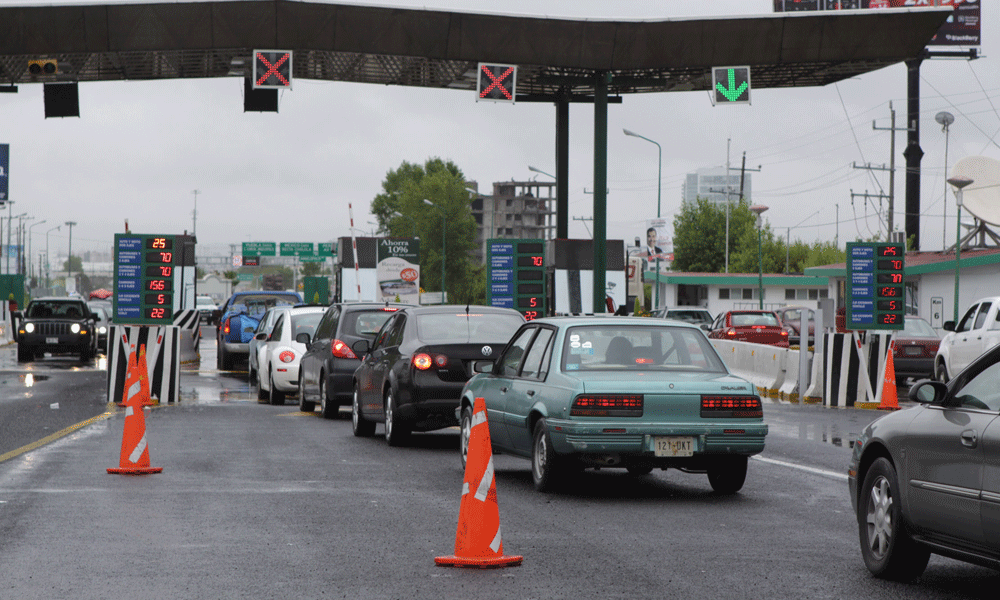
<box><xmin>135</xmin><ymin>344</ymin><xmax>155</xmax><ymax>406</ymax></box>
<box><xmin>879</xmin><ymin>341</ymin><xmax>900</xmax><ymax>411</ymax></box>
<box><xmin>435</xmin><ymin>397</ymin><xmax>522</xmax><ymax>568</ymax></box>
<box><xmin>108</xmin><ymin>346</ymin><xmax>163</xmax><ymax>475</ymax></box>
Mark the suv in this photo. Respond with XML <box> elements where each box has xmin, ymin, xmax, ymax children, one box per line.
<box><xmin>934</xmin><ymin>296</ymin><xmax>1000</xmax><ymax>383</ymax></box>
<box><xmin>195</xmin><ymin>295</ymin><xmax>218</xmax><ymax>323</ymax></box>
<box><xmin>214</xmin><ymin>291</ymin><xmax>302</xmax><ymax>370</ymax></box>
<box><xmin>14</xmin><ymin>297</ymin><xmax>99</xmax><ymax>362</ymax></box>
<box><xmin>298</xmin><ymin>302</ymin><xmax>414</xmax><ymax>418</ymax></box>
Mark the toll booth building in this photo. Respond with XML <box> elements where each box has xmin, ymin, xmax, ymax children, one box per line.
<box><xmin>804</xmin><ymin>248</ymin><xmax>1000</xmax><ymax>331</ymax></box>
<box><xmin>646</xmin><ymin>272</ymin><xmax>833</xmax><ymax>315</ymax></box>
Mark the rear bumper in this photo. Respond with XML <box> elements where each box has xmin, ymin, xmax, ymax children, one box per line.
<box><xmin>546</xmin><ymin>418</ymin><xmax>768</xmax><ymax>457</ymax></box>
<box><xmin>893</xmin><ymin>356</ymin><xmax>933</xmax><ymax>380</ymax></box>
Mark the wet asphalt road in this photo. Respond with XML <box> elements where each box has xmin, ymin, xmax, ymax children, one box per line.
<box><xmin>1</xmin><ymin>331</ymin><xmax>998</xmax><ymax>599</ymax></box>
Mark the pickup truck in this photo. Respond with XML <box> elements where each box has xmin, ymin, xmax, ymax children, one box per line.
<box><xmin>213</xmin><ymin>291</ymin><xmax>302</xmax><ymax>370</ymax></box>
<box><xmin>934</xmin><ymin>296</ymin><xmax>1000</xmax><ymax>382</ymax></box>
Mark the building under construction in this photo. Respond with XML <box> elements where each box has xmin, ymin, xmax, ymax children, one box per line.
<box><xmin>470</xmin><ymin>180</ymin><xmax>557</xmax><ymax>264</ymax></box>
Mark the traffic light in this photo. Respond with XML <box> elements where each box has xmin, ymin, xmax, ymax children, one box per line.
<box><xmin>253</xmin><ymin>50</ymin><xmax>292</xmax><ymax>89</ymax></box>
<box><xmin>712</xmin><ymin>66</ymin><xmax>751</xmax><ymax>105</ymax></box>
<box><xmin>477</xmin><ymin>63</ymin><xmax>516</xmax><ymax>103</ymax></box>
<box><xmin>28</xmin><ymin>59</ymin><xmax>57</xmax><ymax>76</ymax></box>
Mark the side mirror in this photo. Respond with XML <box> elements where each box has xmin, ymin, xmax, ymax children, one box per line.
<box><xmin>352</xmin><ymin>339</ymin><xmax>371</xmax><ymax>355</ymax></box>
<box><xmin>12</xmin><ymin>310</ymin><xmax>22</xmax><ymax>319</ymax></box>
<box><xmin>211</xmin><ymin>309</ymin><xmax>223</xmax><ymax>324</ymax></box>
<box><xmin>700</xmin><ymin>323</ymin><xmax>712</xmax><ymax>331</ymax></box>
<box><xmin>942</xmin><ymin>321</ymin><xmax>955</xmax><ymax>332</ymax></box>
<box><xmin>295</xmin><ymin>332</ymin><xmax>311</xmax><ymax>345</ymax></box>
<box><xmin>254</xmin><ymin>332</ymin><xmax>267</xmax><ymax>341</ymax></box>
<box><xmin>473</xmin><ymin>360</ymin><xmax>494</xmax><ymax>374</ymax></box>
<box><xmin>908</xmin><ymin>379</ymin><xmax>946</xmax><ymax>404</ymax></box>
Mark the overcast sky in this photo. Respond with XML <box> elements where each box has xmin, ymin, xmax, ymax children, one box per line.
<box><xmin>2</xmin><ymin>0</ymin><xmax>997</xmax><ymax>265</ymax></box>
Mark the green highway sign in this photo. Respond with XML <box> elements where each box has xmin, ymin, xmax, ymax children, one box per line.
<box><xmin>237</xmin><ymin>274</ymin><xmax>254</xmax><ymax>281</ymax></box>
<box><xmin>243</xmin><ymin>241</ymin><xmax>276</xmax><ymax>256</ymax></box>
<box><xmin>318</xmin><ymin>242</ymin><xmax>337</xmax><ymax>256</ymax></box>
<box><xmin>299</xmin><ymin>255</ymin><xmax>326</xmax><ymax>262</ymax></box>
<box><xmin>712</xmin><ymin>66</ymin><xmax>750</xmax><ymax>105</ymax></box>
<box><xmin>280</xmin><ymin>242</ymin><xmax>315</xmax><ymax>256</ymax></box>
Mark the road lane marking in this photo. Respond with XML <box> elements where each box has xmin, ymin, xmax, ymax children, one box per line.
<box><xmin>0</xmin><ymin>402</ymin><xmax>118</xmax><ymax>464</ymax></box>
<box><xmin>752</xmin><ymin>455</ymin><xmax>848</xmax><ymax>481</ymax></box>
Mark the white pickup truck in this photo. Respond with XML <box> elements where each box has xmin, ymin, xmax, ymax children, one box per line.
<box><xmin>934</xmin><ymin>296</ymin><xmax>1000</xmax><ymax>382</ymax></box>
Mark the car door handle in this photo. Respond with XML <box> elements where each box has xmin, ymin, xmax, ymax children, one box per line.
<box><xmin>961</xmin><ymin>429</ymin><xmax>978</xmax><ymax>448</ymax></box>
<box><xmin>526</xmin><ymin>390</ymin><xmax>535</xmax><ymax>397</ymax></box>
<box><xmin>500</xmin><ymin>386</ymin><xmax>508</xmax><ymax>394</ymax></box>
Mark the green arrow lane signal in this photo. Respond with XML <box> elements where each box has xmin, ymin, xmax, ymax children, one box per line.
<box><xmin>712</xmin><ymin>66</ymin><xmax>750</xmax><ymax>105</ymax></box>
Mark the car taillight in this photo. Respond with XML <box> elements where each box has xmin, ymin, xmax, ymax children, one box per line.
<box><xmin>570</xmin><ymin>394</ymin><xmax>643</xmax><ymax>417</ymax></box>
<box><xmin>701</xmin><ymin>395</ymin><xmax>762</xmax><ymax>418</ymax></box>
<box><xmin>726</xmin><ymin>329</ymin><xmax>736</xmax><ymax>337</ymax></box>
<box><xmin>223</xmin><ymin>318</ymin><xmax>231</xmax><ymax>336</ymax></box>
<box><xmin>332</xmin><ymin>339</ymin><xmax>357</xmax><ymax>359</ymax></box>
<box><xmin>279</xmin><ymin>350</ymin><xmax>295</xmax><ymax>363</ymax></box>
<box><xmin>413</xmin><ymin>353</ymin><xmax>448</xmax><ymax>370</ymax></box>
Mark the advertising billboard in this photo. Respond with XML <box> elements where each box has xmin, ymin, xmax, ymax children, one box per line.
<box><xmin>376</xmin><ymin>238</ymin><xmax>420</xmax><ymax>302</ymax></box>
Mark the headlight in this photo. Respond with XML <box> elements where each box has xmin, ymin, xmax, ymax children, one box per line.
<box><xmin>71</xmin><ymin>323</ymin><xmax>81</xmax><ymax>334</ymax></box>
<box><xmin>98</xmin><ymin>326</ymin><xmax>107</xmax><ymax>334</ymax></box>
<box><xmin>25</xmin><ymin>322</ymin><xmax>35</xmax><ymax>333</ymax></box>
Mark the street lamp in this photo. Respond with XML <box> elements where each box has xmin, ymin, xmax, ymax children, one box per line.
<box><xmin>27</xmin><ymin>219</ymin><xmax>47</xmax><ymax>280</ymax></box>
<box><xmin>527</xmin><ymin>165</ymin><xmax>555</xmax><ymax>180</ymax></box>
<box><xmin>946</xmin><ymin>176</ymin><xmax>973</xmax><ymax>323</ymax></box>
<box><xmin>192</xmin><ymin>189</ymin><xmax>200</xmax><ymax>237</ymax></box>
<box><xmin>65</xmin><ymin>221</ymin><xmax>77</xmax><ymax>292</ymax></box>
<box><xmin>17</xmin><ymin>215</ymin><xmax>35</xmax><ymax>275</ymax></box>
<box><xmin>623</xmin><ymin>128</ymin><xmax>663</xmax><ymax>311</ymax></box>
<box><xmin>45</xmin><ymin>225</ymin><xmax>60</xmax><ymax>288</ymax></box>
<box><xmin>423</xmin><ymin>199</ymin><xmax>446</xmax><ymax>304</ymax></box>
<box><xmin>750</xmin><ymin>205</ymin><xmax>769</xmax><ymax>310</ymax></box>
<box><xmin>784</xmin><ymin>210</ymin><xmax>820</xmax><ymax>274</ymax></box>
<box><xmin>936</xmin><ymin>112</ymin><xmax>955</xmax><ymax>249</ymax></box>
<box><xmin>7</xmin><ymin>210</ymin><xmax>26</xmax><ymax>274</ymax></box>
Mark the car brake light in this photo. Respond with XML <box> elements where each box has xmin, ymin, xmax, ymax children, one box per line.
<box><xmin>413</xmin><ymin>353</ymin><xmax>433</xmax><ymax>370</ymax></box>
<box><xmin>434</xmin><ymin>354</ymin><xmax>448</xmax><ymax>368</ymax></box>
<box><xmin>223</xmin><ymin>318</ymin><xmax>231</xmax><ymax>336</ymax></box>
<box><xmin>279</xmin><ymin>350</ymin><xmax>295</xmax><ymax>363</ymax></box>
<box><xmin>571</xmin><ymin>394</ymin><xmax>643</xmax><ymax>417</ymax></box>
<box><xmin>701</xmin><ymin>395</ymin><xmax>762</xmax><ymax>418</ymax></box>
<box><xmin>726</xmin><ymin>329</ymin><xmax>736</xmax><ymax>337</ymax></box>
<box><xmin>332</xmin><ymin>339</ymin><xmax>357</xmax><ymax>359</ymax></box>
<box><xmin>381</xmin><ymin>307</ymin><xmax>399</xmax><ymax>312</ymax></box>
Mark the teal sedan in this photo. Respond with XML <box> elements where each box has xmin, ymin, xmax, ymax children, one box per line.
<box><xmin>457</xmin><ymin>317</ymin><xmax>768</xmax><ymax>493</ymax></box>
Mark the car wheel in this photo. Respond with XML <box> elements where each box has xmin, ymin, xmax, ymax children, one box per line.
<box><xmin>299</xmin><ymin>373</ymin><xmax>315</xmax><ymax>413</ymax></box>
<box><xmin>707</xmin><ymin>455</ymin><xmax>748</xmax><ymax>495</ymax></box>
<box><xmin>459</xmin><ymin>404</ymin><xmax>473</xmax><ymax>470</ymax></box>
<box><xmin>532</xmin><ymin>418</ymin><xmax>566</xmax><ymax>492</ymax></box>
<box><xmin>858</xmin><ymin>457</ymin><xmax>930</xmax><ymax>581</ymax></box>
<box><xmin>216</xmin><ymin>341</ymin><xmax>225</xmax><ymax>370</ymax></box>
<box><xmin>269</xmin><ymin>373</ymin><xmax>286</xmax><ymax>405</ymax></box>
<box><xmin>256</xmin><ymin>372</ymin><xmax>268</xmax><ymax>402</ymax></box>
<box><xmin>934</xmin><ymin>359</ymin><xmax>950</xmax><ymax>384</ymax></box>
<box><xmin>626</xmin><ymin>464</ymin><xmax>654</xmax><ymax>476</ymax></box>
<box><xmin>319</xmin><ymin>375</ymin><xmax>336</xmax><ymax>419</ymax></box>
<box><xmin>352</xmin><ymin>385</ymin><xmax>375</xmax><ymax>437</ymax></box>
<box><xmin>16</xmin><ymin>345</ymin><xmax>34</xmax><ymax>363</ymax></box>
<box><xmin>384</xmin><ymin>389</ymin><xmax>410</xmax><ymax>447</ymax></box>
<box><xmin>249</xmin><ymin>365</ymin><xmax>257</xmax><ymax>385</ymax></box>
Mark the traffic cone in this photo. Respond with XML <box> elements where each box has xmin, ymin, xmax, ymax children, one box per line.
<box><xmin>108</xmin><ymin>347</ymin><xmax>163</xmax><ymax>475</ymax></box>
<box><xmin>879</xmin><ymin>341</ymin><xmax>900</xmax><ymax>411</ymax></box>
<box><xmin>135</xmin><ymin>344</ymin><xmax>155</xmax><ymax>406</ymax></box>
<box><xmin>435</xmin><ymin>397</ymin><xmax>522</xmax><ymax>568</ymax></box>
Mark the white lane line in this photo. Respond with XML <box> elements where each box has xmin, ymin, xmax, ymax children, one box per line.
<box><xmin>752</xmin><ymin>455</ymin><xmax>849</xmax><ymax>481</ymax></box>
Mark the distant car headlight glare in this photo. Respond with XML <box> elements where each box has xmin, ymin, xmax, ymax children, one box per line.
<box><xmin>25</xmin><ymin>322</ymin><xmax>35</xmax><ymax>333</ymax></box>
<box><xmin>71</xmin><ymin>323</ymin><xmax>81</xmax><ymax>334</ymax></box>
<box><xmin>98</xmin><ymin>326</ymin><xmax>107</xmax><ymax>334</ymax></box>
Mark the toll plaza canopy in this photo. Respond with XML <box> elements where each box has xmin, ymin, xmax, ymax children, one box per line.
<box><xmin>0</xmin><ymin>1</ymin><xmax>951</xmax><ymax>95</ymax></box>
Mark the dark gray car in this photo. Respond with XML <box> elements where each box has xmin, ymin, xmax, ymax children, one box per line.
<box><xmin>848</xmin><ymin>343</ymin><xmax>1000</xmax><ymax>581</ymax></box>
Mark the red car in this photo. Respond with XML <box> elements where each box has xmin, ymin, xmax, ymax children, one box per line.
<box><xmin>704</xmin><ymin>310</ymin><xmax>789</xmax><ymax>348</ymax></box>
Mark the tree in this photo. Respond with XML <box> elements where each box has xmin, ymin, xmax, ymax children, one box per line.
<box><xmin>300</xmin><ymin>261</ymin><xmax>322</xmax><ymax>278</ymax></box>
<box><xmin>370</xmin><ymin>158</ymin><xmax>478</xmax><ymax>301</ymax></box>
<box><xmin>62</xmin><ymin>255</ymin><xmax>83</xmax><ymax>272</ymax></box>
<box><xmin>672</xmin><ymin>198</ymin><xmax>755</xmax><ymax>273</ymax></box>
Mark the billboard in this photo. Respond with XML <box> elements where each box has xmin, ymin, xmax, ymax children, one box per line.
<box><xmin>773</xmin><ymin>0</ymin><xmax>980</xmax><ymax>47</ymax></box>
<box><xmin>376</xmin><ymin>238</ymin><xmax>420</xmax><ymax>302</ymax></box>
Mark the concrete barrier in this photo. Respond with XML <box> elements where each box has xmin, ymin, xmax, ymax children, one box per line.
<box><xmin>779</xmin><ymin>348</ymin><xmax>801</xmax><ymax>402</ymax></box>
<box><xmin>172</xmin><ymin>309</ymin><xmax>201</xmax><ymax>365</ymax></box>
<box><xmin>755</xmin><ymin>346</ymin><xmax>785</xmax><ymax>398</ymax></box>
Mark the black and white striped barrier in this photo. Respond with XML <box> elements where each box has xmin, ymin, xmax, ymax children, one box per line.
<box><xmin>823</xmin><ymin>331</ymin><xmax>892</xmax><ymax>408</ymax></box>
<box><xmin>172</xmin><ymin>309</ymin><xmax>201</xmax><ymax>364</ymax></box>
<box><xmin>107</xmin><ymin>325</ymin><xmax>181</xmax><ymax>404</ymax></box>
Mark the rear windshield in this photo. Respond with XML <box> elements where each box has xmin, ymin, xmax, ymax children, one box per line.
<box><xmin>563</xmin><ymin>325</ymin><xmax>726</xmax><ymax>372</ymax></box>
<box><xmin>27</xmin><ymin>301</ymin><xmax>87</xmax><ymax>319</ymax></box>
<box><xmin>902</xmin><ymin>318</ymin><xmax>937</xmax><ymax>337</ymax></box>
<box><xmin>289</xmin><ymin>312</ymin><xmax>323</xmax><ymax>339</ymax></box>
<box><xmin>730</xmin><ymin>312</ymin><xmax>779</xmax><ymax>327</ymax></box>
<box><xmin>415</xmin><ymin>311</ymin><xmax>524</xmax><ymax>343</ymax></box>
<box><xmin>345</xmin><ymin>309</ymin><xmax>398</xmax><ymax>337</ymax></box>
<box><xmin>230</xmin><ymin>294</ymin><xmax>299</xmax><ymax>316</ymax></box>
<box><xmin>666</xmin><ymin>310</ymin><xmax>712</xmax><ymax>324</ymax></box>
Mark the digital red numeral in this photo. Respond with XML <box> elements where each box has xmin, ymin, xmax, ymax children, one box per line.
<box><xmin>881</xmin><ymin>287</ymin><xmax>897</xmax><ymax>297</ymax></box>
<box><xmin>151</xmin><ymin>308</ymin><xmax>165</xmax><ymax>318</ymax></box>
<box><xmin>529</xmin><ymin>297</ymin><xmax>537</xmax><ymax>307</ymax></box>
<box><xmin>152</xmin><ymin>238</ymin><xmax>166</xmax><ymax>249</ymax></box>
<box><xmin>157</xmin><ymin>294</ymin><xmax>166</xmax><ymax>305</ymax></box>
<box><xmin>532</xmin><ymin>256</ymin><xmax>543</xmax><ymax>266</ymax></box>
<box><xmin>150</xmin><ymin>280</ymin><xmax>165</xmax><ymax>291</ymax></box>
<box><xmin>882</xmin><ymin>314</ymin><xmax>898</xmax><ymax>324</ymax></box>
<box><xmin>159</xmin><ymin>266</ymin><xmax>171</xmax><ymax>277</ymax></box>
<box><xmin>524</xmin><ymin>311</ymin><xmax>538</xmax><ymax>321</ymax></box>
<box><xmin>882</xmin><ymin>246</ymin><xmax>897</xmax><ymax>256</ymax></box>
<box><xmin>890</xmin><ymin>259</ymin><xmax>901</xmax><ymax>270</ymax></box>
<box><xmin>890</xmin><ymin>273</ymin><xmax>901</xmax><ymax>283</ymax></box>
<box><xmin>160</xmin><ymin>252</ymin><xmax>172</xmax><ymax>262</ymax></box>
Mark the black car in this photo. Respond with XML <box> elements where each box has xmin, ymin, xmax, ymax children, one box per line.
<box><xmin>14</xmin><ymin>297</ymin><xmax>100</xmax><ymax>362</ymax></box>
<box><xmin>350</xmin><ymin>305</ymin><xmax>524</xmax><ymax>445</ymax></box>
<box><xmin>298</xmin><ymin>302</ymin><xmax>414</xmax><ymax>418</ymax></box>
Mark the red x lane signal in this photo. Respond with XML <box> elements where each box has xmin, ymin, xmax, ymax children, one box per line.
<box><xmin>253</xmin><ymin>50</ymin><xmax>293</xmax><ymax>89</ymax></box>
<box><xmin>477</xmin><ymin>63</ymin><xmax>516</xmax><ymax>103</ymax></box>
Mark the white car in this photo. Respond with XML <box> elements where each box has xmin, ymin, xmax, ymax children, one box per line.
<box><xmin>255</xmin><ymin>306</ymin><xmax>326</xmax><ymax>405</ymax></box>
<box><xmin>934</xmin><ymin>296</ymin><xmax>1000</xmax><ymax>383</ymax></box>
<box><xmin>195</xmin><ymin>295</ymin><xmax>218</xmax><ymax>323</ymax></box>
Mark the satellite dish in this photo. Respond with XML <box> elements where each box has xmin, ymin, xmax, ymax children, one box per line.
<box><xmin>950</xmin><ymin>156</ymin><xmax>1000</xmax><ymax>226</ymax></box>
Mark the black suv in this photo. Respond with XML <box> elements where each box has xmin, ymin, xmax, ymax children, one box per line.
<box><xmin>297</xmin><ymin>302</ymin><xmax>414</xmax><ymax>418</ymax></box>
<box><xmin>14</xmin><ymin>297</ymin><xmax>100</xmax><ymax>362</ymax></box>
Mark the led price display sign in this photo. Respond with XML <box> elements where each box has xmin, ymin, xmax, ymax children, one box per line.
<box><xmin>487</xmin><ymin>238</ymin><xmax>546</xmax><ymax>321</ymax></box>
<box><xmin>846</xmin><ymin>242</ymin><xmax>905</xmax><ymax>330</ymax></box>
<box><xmin>114</xmin><ymin>233</ymin><xmax>177</xmax><ymax>325</ymax></box>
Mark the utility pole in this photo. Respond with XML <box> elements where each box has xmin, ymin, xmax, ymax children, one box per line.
<box><xmin>192</xmin><ymin>189</ymin><xmax>200</xmax><ymax>238</ymax></box>
<box><xmin>573</xmin><ymin>216</ymin><xmax>594</xmax><ymax>238</ymax></box>
<box><xmin>708</xmin><ymin>154</ymin><xmax>761</xmax><ymax>273</ymax></box>
<box><xmin>849</xmin><ymin>191</ymin><xmax>891</xmax><ymax>237</ymax></box>
<box><xmin>872</xmin><ymin>101</ymin><xmax>909</xmax><ymax>239</ymax></box>
<box><xmin>852</xmin><ymin>163</ymin><xmax>894</xmax><ymax>238</ymax></box>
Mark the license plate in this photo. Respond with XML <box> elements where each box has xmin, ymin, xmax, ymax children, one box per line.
<box><xmin>654</xmin><ymin>436</ymin><xmax>694</xmax><ymax>457</ymax></box>
<box><xmin>46</xmin><ymin>337</ymin><xmax>58</xmax><ymax>344</ymax></box>
<box><xmin>903</xmin><ymin>346</ymin><xmax>923</xmax><ymax>356</ymax></box>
